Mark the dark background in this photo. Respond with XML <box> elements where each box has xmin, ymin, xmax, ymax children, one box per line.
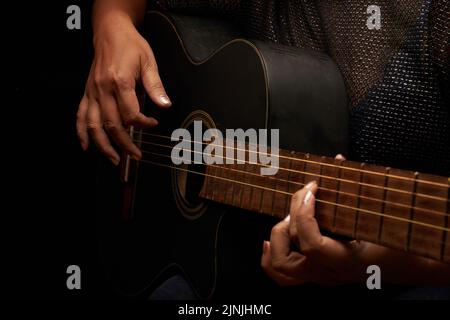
<box><xmin>4</xmin><ymin>1</ymin><xmax>449</xmax><ymax>302</ymax></box>
<box><xmin>7</xmin><ymin>1</ymin><xmax>110</xmax><ymax>298</ymax></box>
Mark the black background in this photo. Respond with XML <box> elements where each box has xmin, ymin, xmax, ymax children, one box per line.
<box><xmin>7</xmin><ymin>1</ymin><xmax>109</xmax><ymax>298</ymax></box>
<box><xmin>5</xmin><ymin>1</ymin><xmax>449</xmax><ymax>302</ymax></box>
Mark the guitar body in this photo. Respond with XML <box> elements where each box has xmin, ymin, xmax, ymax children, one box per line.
<box><xmin>97</xmin><ymin>11</ymin><xmax>349</xmax><ymax>298</ymax></box>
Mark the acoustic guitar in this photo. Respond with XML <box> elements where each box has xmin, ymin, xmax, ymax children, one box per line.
<box><xmin>96</xmin><ymin>11</ymin><xmax>450</xmax><ymax>298</ymax></box>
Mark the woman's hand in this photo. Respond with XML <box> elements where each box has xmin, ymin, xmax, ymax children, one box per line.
<box><xmin>261</xmin><ymin>155</ymin><xmax>450</xmax><ymax>286</ymax></box>
<box><xmin>77</xmin><ymin>11</ymin><xmax>171</xmax><ymax>164</ymax></box>
<box><xmin>261</xmin><ymin>180</ymin><xmax>366</xmax><ymax>286</ymax></box>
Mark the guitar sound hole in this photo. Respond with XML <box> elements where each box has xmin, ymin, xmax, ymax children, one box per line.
<box><xmin>173</xmin><ymin>156</ymin><xmax>208</xmax><ymax>219</ymax></box>
<box><xmin>171</xmin><ymin>110</ymin><xmax>215</xmax><ymax>219</ymax></box>
<box><xmin>184</xmin><ymin>163</ymin><xmax>207</xmax><ymax>206</ymax></box>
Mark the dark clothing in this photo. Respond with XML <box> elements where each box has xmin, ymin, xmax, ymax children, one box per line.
<box><xmin>152</xmin><ymin>0</ymin><xmax>450</xmax><ymax>175</ymax></box>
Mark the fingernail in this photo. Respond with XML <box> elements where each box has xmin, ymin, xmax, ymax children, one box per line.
<box><xmin>110</xmin><ymin>158</ymin><xmax>120</xmax><ymax>166</ymax></box>
<box><xmin>305</xmin><ymin>181</ymin><xmax>316</xmax><ymax>190</ymax></box>
<box><xmin>304</xmin><ymin>190</ymin><xmax>313</xmax><ymax>204</ymax></box>
<box><xmin>160</xmin><ymin>96</ymin><xmax>171</xmax><ymax>105</ymax></box>
<box><xmin>284</xmin><ymin>215</ymin><xmax>291</xmax><ymax>222</ymax></box>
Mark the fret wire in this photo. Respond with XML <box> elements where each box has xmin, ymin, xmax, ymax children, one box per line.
<box><xmin>377</xmin><ymin>167</ymin><xmax>390</xmax><ymax>244</ymax></box>
<box><xmin>332</xmin><ymin>159</ymin><xmax>344</xmax><ymax>231</ymax></box>
<box><xmin>140</xmin><ymin>149</ymin><xmax>450</xmax><ymax>218</ymax></box>
<box><xmin>268</xmin><ymin>160</ymin><xmax>277</xmax><ymax>216</ymax></box>
<box><xmin>135</xmin><ymin>133</ymin><xmax>449</xmax><ymax>187</ymax></box>
<box><xmin>318</xmin><ymin>156</ymin><xmax>324</xmax><ymax>190</ymax></box>
<box><xmin>245</xmin><ymin>156</ymin><xmax>255</xmax><ymax>211</ymax></box>
<box><xmin>221</xmin><ymin>165</ymin><xmax>229</xmax><ymax>203</ymax></box>
<box><xmin>302</xmin><ymin>154</ymin><xmax>308</xmax><ymax>187</ymax></box>
<box><xmin>441</xmin><ymin>180</ymin><xmax>450</xmax><ymax>260</ymax></box>
<box><xmin>202</xmin><ymin>165</ymin><xmax>210</xmax><ymax>199</ymax></box>
<box><xmin>353</xmin><ymin>164</ymin><xmax>365</xmax><ymax>238</ymax></box>
<box><xmin>331</xmin><ymin>214</ymin><xmax>448</xmax><ymax>247</ymax></box>
<box><xmin>226</xmin><ymin>143</ymin><xmax>237</xmax><ymax>204</ymax></box>
<box><xmin>317</xmin><ymin>156</ymin><xmax>326</xmax><ymax>227</ymax></box>
<box><xmin>407</xmin><ymin>173</ymin><xmax>419</xmax><ymax>252</ymax></box>
<box><xmin>211</xmin><ymin>161</ymin><xmax>219</xmax><ymax>202</ymax></box>
<box><xmin>261</xmin><ymin>145</ymin><xmax>272</xmax><ymax>215</ymax></box>
<box><xmin>230</xmin><ymin>161</ymin><xmax>237</xmax><ymax>207</ymax></box>
<box><xmin>238</xmin><ymin>161</ymin><xmax>246</xmax><ymax>209</ymax></box>
<box><xmin>284</xmin><ymin>156</ymin><xmax>294</xmax><ymax>217</ymax></box>
<box><xmin>234</xmin><ymin>143</ymin><xmax>245</xmax><ymax>208</ymax></box>
<box><xmin>136</xmin><ymin>139</ymin><xmax>449</xmax><ymax>203</ymax></box>
<box><xmin>138</xmin><ymin>159</ymin><xmax>450</xmax><ymax>250</ymax></box>
<box><xmin>271</xmin><ymin>149</ymin><xmax>282</xmax><ymax>216</ymax></box>
<box><xmin>138</xmin><ymin>157</ymin><xmax>450</xmax><ymax>234</ymax></box>
<box><xmin>209</xmin><ymin>162</ymin><xmax>218</xmax><ymax>201</ymax></box>
<box><xmin>258</xmin><ymin>170</ymin><xmax>266</xmax><ymax>214</ymax></box>
<box><xmin>226</xmin><ymin>162</ymin><xmax>235</xmax><ymax>205</ymax></box>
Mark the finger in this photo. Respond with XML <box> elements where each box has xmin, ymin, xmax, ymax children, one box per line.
<box><xmin>76</xmin><ymin>95</ymin><xmax>89</xmax><ymax>150</ymax></box>
<box><xmin>287</xmin><ymin>214</ymin><xmax>300</xmax><ymax>247</ymax></box>
<box><xmin>116</xmin><ymin>88</ymin><xmax>159</xmax><ymax>128</ymax></box>
<box><xmin>98</xmin><ymin>93</ymin><xmax>142</xmax><ymax>160</ymax></box>
<box><xmin>141</xmin><ymin>52</ymin><xmax>172</xmax><ymax>108</ymax></box>
<box><xmin>289</xmin><ymin>181</ymin><xmax>317</xmax><ymax>243</ymax></box>
<box><xmin>261</xmin><ymin>241</ymin><xmax>305</xmax><ymax>286</ymax></box>
<box><xmin>87</xmin><ymin>99</ymin><xmax>120</xmax><ymax>165</ymax></box>
<box><xmin>270</xmin><ymin>220</ymin><xmax>306</xmax><ymax>276</ymax></box>
<box><xmin>294</xmin><ymin>182</ymin><xmax>351</xmax><ymax>260</ymax></box>
<box><xmin>270</xmin><ymin>219</ymin><xmax>292</xmax><ymax>264</ymax></box>
<box><xmin>291</xmin><ymin>181</ymin><xmax>323</xmax><ymax>254</ymax></box>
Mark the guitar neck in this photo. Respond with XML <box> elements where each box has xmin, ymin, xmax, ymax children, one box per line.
<box><xmin>200</xmin><ymin>149</ymin><xmax>450</xmax><ymax>263</ymax></box>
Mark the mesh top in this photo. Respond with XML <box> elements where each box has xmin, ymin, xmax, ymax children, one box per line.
<box><xmin>151</xmin><ymin>0</ymin><xmax>450</xmax><ymax>175</ymax></box>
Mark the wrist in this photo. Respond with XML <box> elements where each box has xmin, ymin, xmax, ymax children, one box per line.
<box><xmin>355</xmin><ymin>242</ymin><xmax>450</xmax><ymax>285</ymax></box>
<box><xmin>93</xmin><ymin>11</ymin><xmax>136</xmax><ymax>47</ymax></box>
<box><xmin>92</xmin><ymin>0</ymin><xmax>145</xmax><ymax>35</ymax></box>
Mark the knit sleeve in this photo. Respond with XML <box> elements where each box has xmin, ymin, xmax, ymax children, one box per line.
<box><xmin>429</xmin><ymin>0</ymin><xmax>450</xmax><ymax>104</ymax></box>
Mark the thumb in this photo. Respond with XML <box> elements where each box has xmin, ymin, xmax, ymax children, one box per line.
<box><xmin>141</xmin><ymin>58</ymin><xmax>172</xmax><ymax>108</ymax></box>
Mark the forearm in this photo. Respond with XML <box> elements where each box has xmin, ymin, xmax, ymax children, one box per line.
<box><xmin>92</xmin><ymin>0</ymin><xmax>147</xmax><ymax>41</ymax></box>
<box><xmin>356</xmin><ymin>242</ymin><xmax>450</xmax><ymax>285</ymax></box>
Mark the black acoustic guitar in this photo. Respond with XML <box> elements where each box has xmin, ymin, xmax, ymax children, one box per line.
<box><xmin>96</xmin><ymin>11</ymin><xmax>450</xmax><ymax>298</ymax></box>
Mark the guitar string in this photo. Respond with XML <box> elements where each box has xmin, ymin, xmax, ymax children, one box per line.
<box><xmin>140</xmin><ymin>158</ymin><xmax>450</xmax><ymax>250</ymax></box>
<box><xmin>136</xmin><ymin>156</ymin><xmax>450</xmax><ymax>239</ymax></box>
<box><xmin>138</xmin><ymin>150</ymin><xmax>450</xmax><ymax>233</ymax></box>
<box><xmin>139</xmin><ymin>148</ymin><xmax>449</xmax><ymax>219</ymax></box>
<box><xmin>136</xmin><ymin>131</ymin><xmax>450</xmax><ymax>188</ymax></box>
<box><xmin>133</xmin><ymin>138</ymin><xmax>450</xmax><ymax>203</ymax></box>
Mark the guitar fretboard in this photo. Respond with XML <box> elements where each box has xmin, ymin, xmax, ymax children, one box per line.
<box><xmin>200</xmin><ymin>148</ymin><xmax>450</xmax><ymax>264</ymax></box>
